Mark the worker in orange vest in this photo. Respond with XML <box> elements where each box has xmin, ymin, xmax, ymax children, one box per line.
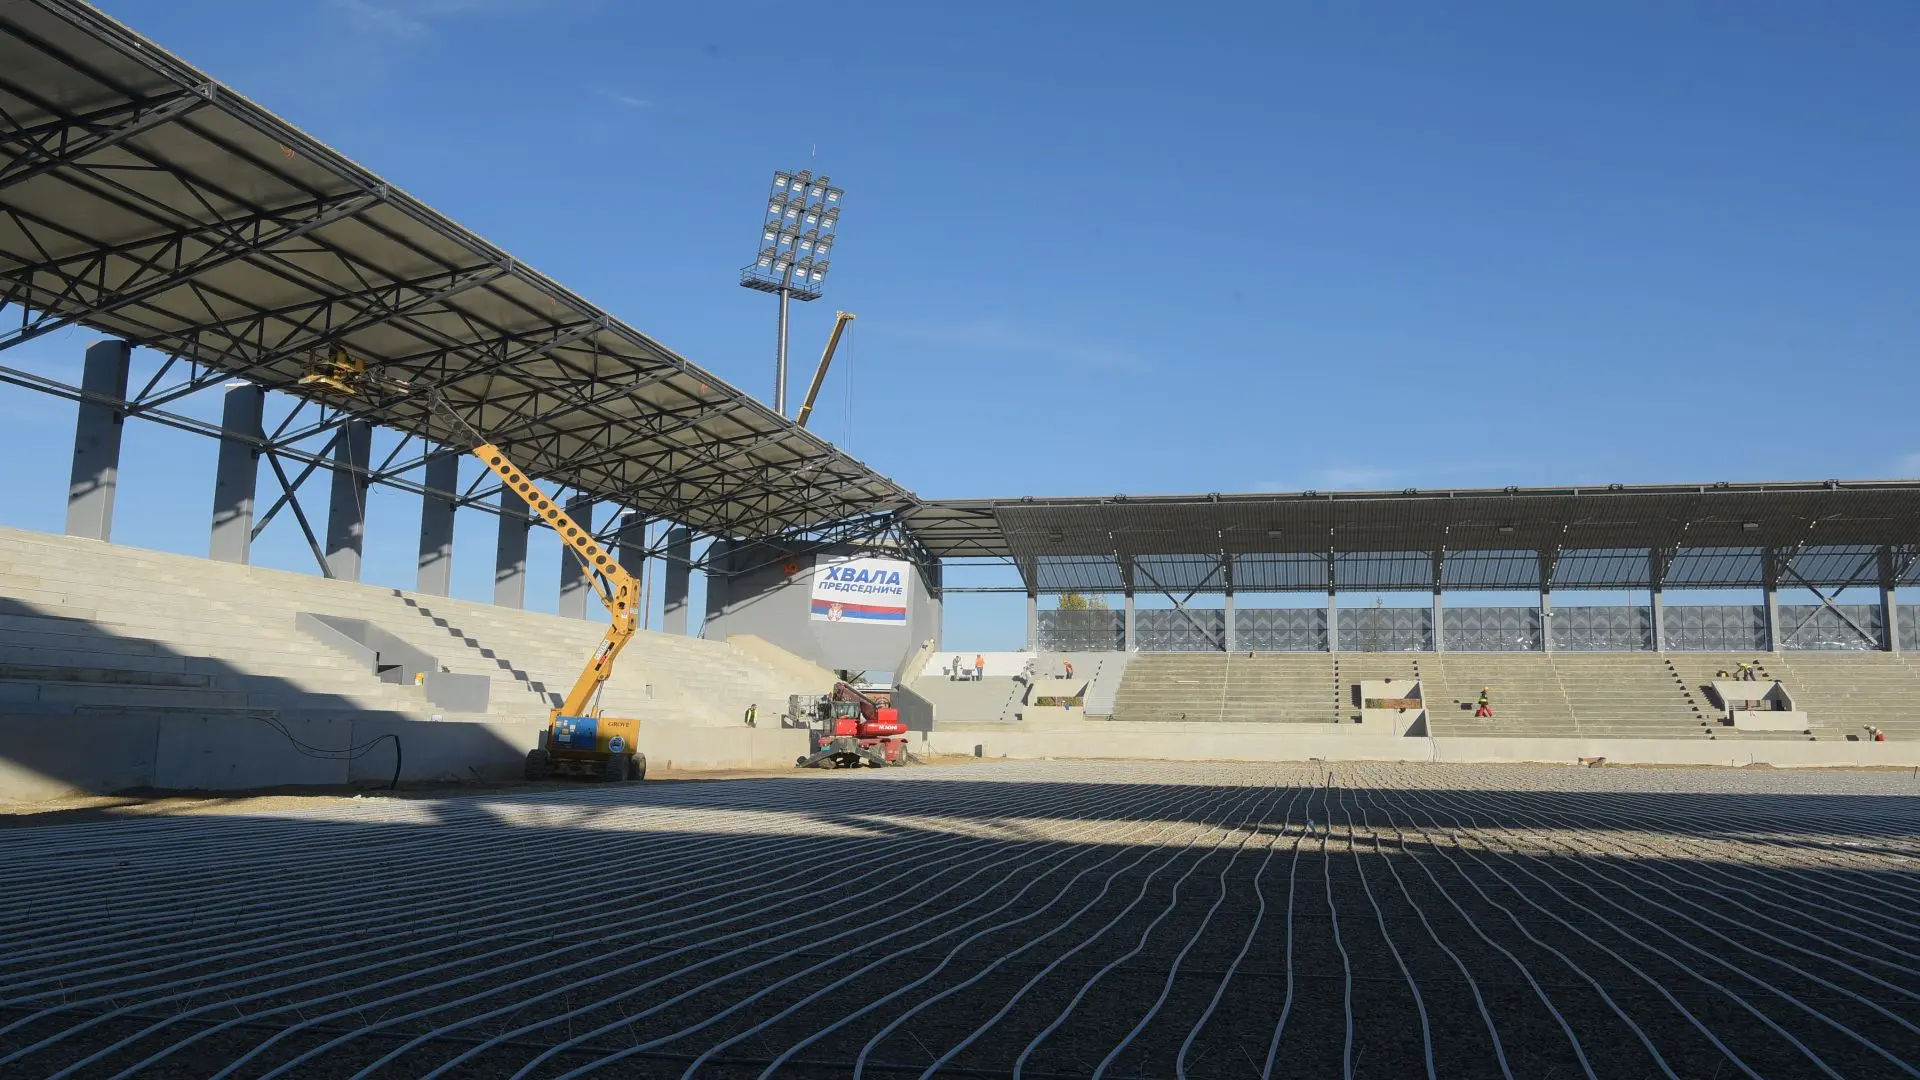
<box><xmin>974</xmin><ymin>654</ymin><xmax>985</xmax><ymax>680</ymax></box>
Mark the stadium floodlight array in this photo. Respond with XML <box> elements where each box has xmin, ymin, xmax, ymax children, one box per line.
<box><xmin>740</xmin><ymin>169</ymin><xmax>844</xmax><ymax>416</ymax></box>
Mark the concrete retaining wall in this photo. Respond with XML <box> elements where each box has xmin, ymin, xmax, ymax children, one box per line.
<box><xmin>923</xmin><ymin>722</ymin><xmax>1920</xmax><ymax>769</ymax></box>
<box><xmin>0</xmin><ymin>712</ymin><xmax>810</xmax><ymax>802</ymax></box>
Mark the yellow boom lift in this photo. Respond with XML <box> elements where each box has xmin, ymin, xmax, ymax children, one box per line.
<box><xmin>299</xmin><ymin>350</ymin><xmax>646</xmax><ymax>781</ymax></box>
<box><xmin>793</xmin><ymin>311</ymin><xmax>855</xmax><ymax>429</ymax></box>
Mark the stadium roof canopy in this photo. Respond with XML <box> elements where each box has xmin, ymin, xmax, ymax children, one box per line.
<box><xmin>0</xmin><ymin>0</ymin><xmax>916</xmax><ymax>539</ymax></box>
<box><xmin>905</xmin><ymin>481</ymin><xmax>1920</xmax><ymax>594</ymax></box>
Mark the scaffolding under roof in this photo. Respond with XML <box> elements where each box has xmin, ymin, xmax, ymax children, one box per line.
<box><xmin>0</xmin><ymin>0</ymin><xmax>917</xmax><ymax>541</ymax></box>
<box><xmin>905</xmin><ymin>482</ymin><xmax>1920</xmax><ymax>593</ymax></box>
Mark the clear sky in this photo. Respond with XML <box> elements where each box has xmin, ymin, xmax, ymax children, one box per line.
<box><xmin>3</xmin><ymin>0</ymin><xmax>1917</xmax><ymax>650</ymax></box>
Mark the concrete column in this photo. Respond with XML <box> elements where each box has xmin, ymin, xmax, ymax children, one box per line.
<box><xmin>557</xmin><ymin>494</ymin><xmax>594</xmax><ymax>619</ymax></box>
<box><xmin>65</xmin><ymin>339</ymin><xmax>132</xmax><ymax>541</ymax></box>
<box><xmin>494</xmin><ymin>486</ymin><xmax>530</xmax><ymax>608</ymax></box>
<box><xmin>323</xmin><ymin>419</ymin><xmax>373</xmax><ymax>581</ymax></box>
<box><xmin>616</xmin><ymin>512</ymin><xmax>647</xmax><ymax>579</ymax></box>
<box><xmin>1881</xmin><ymin>546</ymin><xmax>1900</xmax><ymax>655</ymax></box>
<box><xmin>1539</xmin><ymin>552</ymin><xmax>1554</xmax><ymax>652</ymax></box>
<box><xmin>1223</xmin><ymin>592</ymin><xmax>1236</xmax><ymax>653</ymax></box>
<box><xmin>662</xmin><ymin>527</ymin><xmax>692</xmax><ymax>635</ymax></box>
<box><xmin>415</xmin><ymin>452</ymin><xmax>458</xmax><ymax>596</ymax></box>
<box><xmin>208</xmin><ymin>382</ymin><xmax>264</xmax><ymax>564</ymax></box>
<box><xmin>1123</xmin><ymin>592</ymin><xmax>1136</xmax><ymax>651</ymax></box>
<box><xmin>1327</xmin><ymin>591</ymin><xmax>1339</xmax><ymax>654</ymax></box>
<box><xmin>1763</xmin><ymin>547</ymin><xmax>1781</xmax><ymax>652</ymax></box>
<box><xmin>1432</xmin><ymin>589</ymin><xmax>1445</xmax><ymax>652</ymax></box>
<box><xmin>1650</xmin><ymin>586</ymin><xmax>1667</xmax><ymax>653</ymax></box>
<box><xmin>1025</xmin><ymin>591</ymin><xmax>1039</xmax><ymax>650</ymax></box>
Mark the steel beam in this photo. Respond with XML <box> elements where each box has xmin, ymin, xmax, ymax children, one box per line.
<box><xmin>64</xmin><ymin>339</ymin><xmax>130</xmax><ymax>541</ymax></box>
<box><xmin>208</xmin><ymin>381</ymin><xmax>264</xmax><ymax>563</ymax></box>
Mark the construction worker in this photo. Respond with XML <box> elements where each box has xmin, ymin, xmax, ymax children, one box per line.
<box><xmin>1063</xmin><ymin>659</ymin><xmax>1075</xmax><ymax>679</ymax></box>
<box><xmin>744</xmin><ymin>703</ymin><xmax>757</xmax><ymax>728</ymax></box>
<box><xmin>1475</xmin><ymin>687</ymin><xmax>1494</xmax><ymax>719</ymax></box>
<box><xmin>974</xmin><ymin>654</ymin><xmax>985</xmax><ymax>681</ymax></box>
<box><xmin>1736</xmin><ymin>660</ymin><xmax>1757</xmax><ymax>681</ymax></box>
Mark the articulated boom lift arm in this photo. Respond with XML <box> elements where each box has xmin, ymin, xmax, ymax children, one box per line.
<box><xmin>794</xmin><ymin>311</ymin><xmax>855</xmax><ymax>429</ymax></box>
<box><xmin>469</xmin><ymin>444</ymin><xmax>640</xmax><ymax>719</ymax></box>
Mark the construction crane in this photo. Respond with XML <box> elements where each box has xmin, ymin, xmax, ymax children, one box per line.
<box><xmin>792</xmin><ymin>311</ymin><xmax>855</xmax><ymax>429</ymax></box>
<box><xmin>299</xmin><ymin>350</ymin><xmax>646</xmax><ymax>782</ymax></box>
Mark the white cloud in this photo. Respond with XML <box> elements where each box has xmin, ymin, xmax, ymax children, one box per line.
<box><xmin>327</xmin><ymin>0</ymin><xmax>431</xmax><ymax>39</ymax></box>
<box><xmin>598</xmin><ymin>91</ymin><xmax>658</xmax><ymax>112</ymax></box>
<box><xmin>326</xmin><ymin>0</ymin><xmax>554</xmax><ymax>40</ymax></box>
<box><xmin>881</xmin><ymin>319</ymin><xmax>1149</xmax><ymax>374</ymax></box>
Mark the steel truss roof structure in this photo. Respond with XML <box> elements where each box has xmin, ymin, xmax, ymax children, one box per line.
<box><xmin>0</xmin><ymin>0</ymin><xmax>916</xmax><ymax>544</ymax></box>
<box><xmin>906</xmin><ymin>482</ymin><xmax>1920</xmax><ymax>594</ymax></box>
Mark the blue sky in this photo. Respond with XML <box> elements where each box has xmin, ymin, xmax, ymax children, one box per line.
<box><xmin>4</xmin><ymin>0</ymin><xmax>1917</xmax><ymax>649</ymax></box>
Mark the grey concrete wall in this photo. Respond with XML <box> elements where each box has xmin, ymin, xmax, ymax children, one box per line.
<box><xmin>923</xmin><ymin>723</ymin><xmax>1920</xmax><ymax>768</ymax></box>
<box><xmin>702</xmin><ymin>540</ymin><xmax>942</xmax><ymax>674</ymax></box>
<box><xmin>0</xmin><ymin>712</ymin><xmax>806</xmax><ymax>801</ymax></box>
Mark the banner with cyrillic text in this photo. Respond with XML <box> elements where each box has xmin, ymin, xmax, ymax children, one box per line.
<box><xmin>810</xmin><ymin>556</ymin><xmax>910</xmax><ymax>623</ymax></box>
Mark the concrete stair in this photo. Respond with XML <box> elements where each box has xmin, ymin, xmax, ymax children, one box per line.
<box><xmin>0</xmin><ymin>526</ymin><xmax>826</xmax><ymax>730</ymax></box>
<box><xmin>1766</xmin><ymin>651</ymin><xmax>1920</xmax><ymax>742</ymax></box>
<box><xmin>1111</xmin><ymin>653</ymin><xmax>1338</xmax><ymax>724</ymax></box>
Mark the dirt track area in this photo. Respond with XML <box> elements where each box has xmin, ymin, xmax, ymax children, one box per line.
<box><xmin>2</xmin><ymin>759</ymin><xmax>1917</xmax><ymax>1078</ymax></box>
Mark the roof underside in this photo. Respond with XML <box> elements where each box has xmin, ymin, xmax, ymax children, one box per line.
<box><xmin>906</xmin><ymin>483</ymin><xmax>1920</xmax><ymax>592</ymax></box>
<box><xmin>0</xmin><ymin>0</ymin><xmax>916</xmax><ymax>538</ymax></box>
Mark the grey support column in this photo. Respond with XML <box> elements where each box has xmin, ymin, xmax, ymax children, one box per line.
<box><xmin>494</xmin><ymin>486</ymin><xmax>530</xmax><ymax>608</ymax></box>
<box><xmin>1539</xmin><ymin>551</ymin><xmax>1555</xmax><ymax>652</ymax></box>
<box><xmin>1431</xmin><ymin>551</ymin><xmax>1445</xmax><ymax>652</ymax></box>
<box><xmin>662</xmin><ymin>527</ymin><xmax>692</xmax><ymax>635</ymax></box>
<box><xmin>1223</xmin><ymin>591</ymin><xmax>1236</xmax><ymax>652</ymax></box>
<box><xmin>1650</xmin><ymin>586</ymin><xmax>1666</xmax><ymax>653</ymax></box>
<box><xmin>1649</xmin><ymin>546</ymin><xmax>1667</xmax><ymax>653</ymax></box>
<box><xmin>208</xmin><ymin>382</ymin><xmax>264</xmax><ymax>564</ymax></box>
<box><xmin>557</xmin><ymin>494</ymin><xmax>594</xmax><ymax>619</ymax></box>
<box><xmin>65</xmin><ymin>339</ymin><xmax>132</xmax><ymax>541</ymax></box>
<box><xmin>1763</xmin><ymin>547</ymin><xmax>1781</xmax><ymax>652</ymax></box>
<box><xmin>1327</xmin><ymin>590</ymin><xmax>1339</xmax><ymax>654</ymax></box>
<box><xmin>416</xmin><ymin>452</ymin><xmax>458</xmax><ymax>595</ymax></box>
<box><xmin>616</xmin><ymin>512</ymin><xmax>647</xmax><ymax>580</ymax></box>
<box><xmin>1026</xmin><ymin>591</ymin><xmax>1039</xmax><ymax>650</ymax></box>
<box><xmin>1123</xmin><ymin>592</ymin><xmax>1136</xmax><ymax>651</ymax></box>
<box><xmin>1881</xmin><ymin>546</ymin><xmax>1900</xmax><ymax>655</ymax></box>
<box><xmin>323</xmin><ymin>419</ymin><xmax>373</xmax><ymax>581</ymax></box>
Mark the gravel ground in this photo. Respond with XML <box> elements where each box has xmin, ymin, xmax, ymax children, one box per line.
<box><xmin>2</xmin><ymin>759</ymin><xmax>1917</xmax><ymax>1078</ymax></box>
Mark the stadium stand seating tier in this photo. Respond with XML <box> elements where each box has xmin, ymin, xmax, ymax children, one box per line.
<box><xmin>1101</xmin><ymin>648</ymin><xmax>1920</xmax><ymax>742</ymax></box>
<box><xmin>0</xmin><ymin>526</ymin><xmax>818</xmax><ymax>734</ymax></box>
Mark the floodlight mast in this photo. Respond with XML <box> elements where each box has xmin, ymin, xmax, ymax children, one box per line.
<box><xmin>739</xmin><ymin>169</ymin><xmax>842</xmax><ymax>416</ymax></box>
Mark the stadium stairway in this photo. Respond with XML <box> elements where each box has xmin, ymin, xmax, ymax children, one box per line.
<box><xmin>1764</xmin><ymin>651</ymin><xmax>1920</xmax><ymax>742</ymax></box>
<box><xmin>1109</xmin><ymin>653</ymin><xmax>1338</xmax><ymax>724</ymax></box>
<box><xmin>1333</xmin><ymin>653</ymin><xmax>1425</xmax><ymax>722</ymax></box>
<box><xmin>0</xmin><ymin>527</ymin><xmax>819</xmax><ymax>732</ymax></box>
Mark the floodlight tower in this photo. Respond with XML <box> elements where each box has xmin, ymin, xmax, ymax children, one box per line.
<box><xmin>739</xmin><ymin>169</ymin><xmax>843</xmax><ymax>417</ymax></box>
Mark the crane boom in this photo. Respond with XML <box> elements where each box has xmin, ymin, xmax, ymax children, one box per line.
<box><xmin>469</xmin><ymin>443</ymin><xmax>639</xmax><ymax>719</ymax></box>
<box><xmin>794</xmin><ymin>310</ymin><xmax>855</xmax><ymax>428</ymax></box>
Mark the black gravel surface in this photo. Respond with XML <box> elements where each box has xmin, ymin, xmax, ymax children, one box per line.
<box><xmin>3</xmin><ymin>760</ymin><xmax>1917</xmax><ymax>1078</ymax></box>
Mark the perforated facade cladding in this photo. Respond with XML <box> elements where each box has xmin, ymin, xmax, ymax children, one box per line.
<box><xmin>1336</xmin><ymin>607</ymin><xmax>1432</xmax><ymax>652</ymax></box>
<box><xmin>1235</xmin><ymin>607</ymin><xmax>1328</xmax><ymax>652</ymax></box>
